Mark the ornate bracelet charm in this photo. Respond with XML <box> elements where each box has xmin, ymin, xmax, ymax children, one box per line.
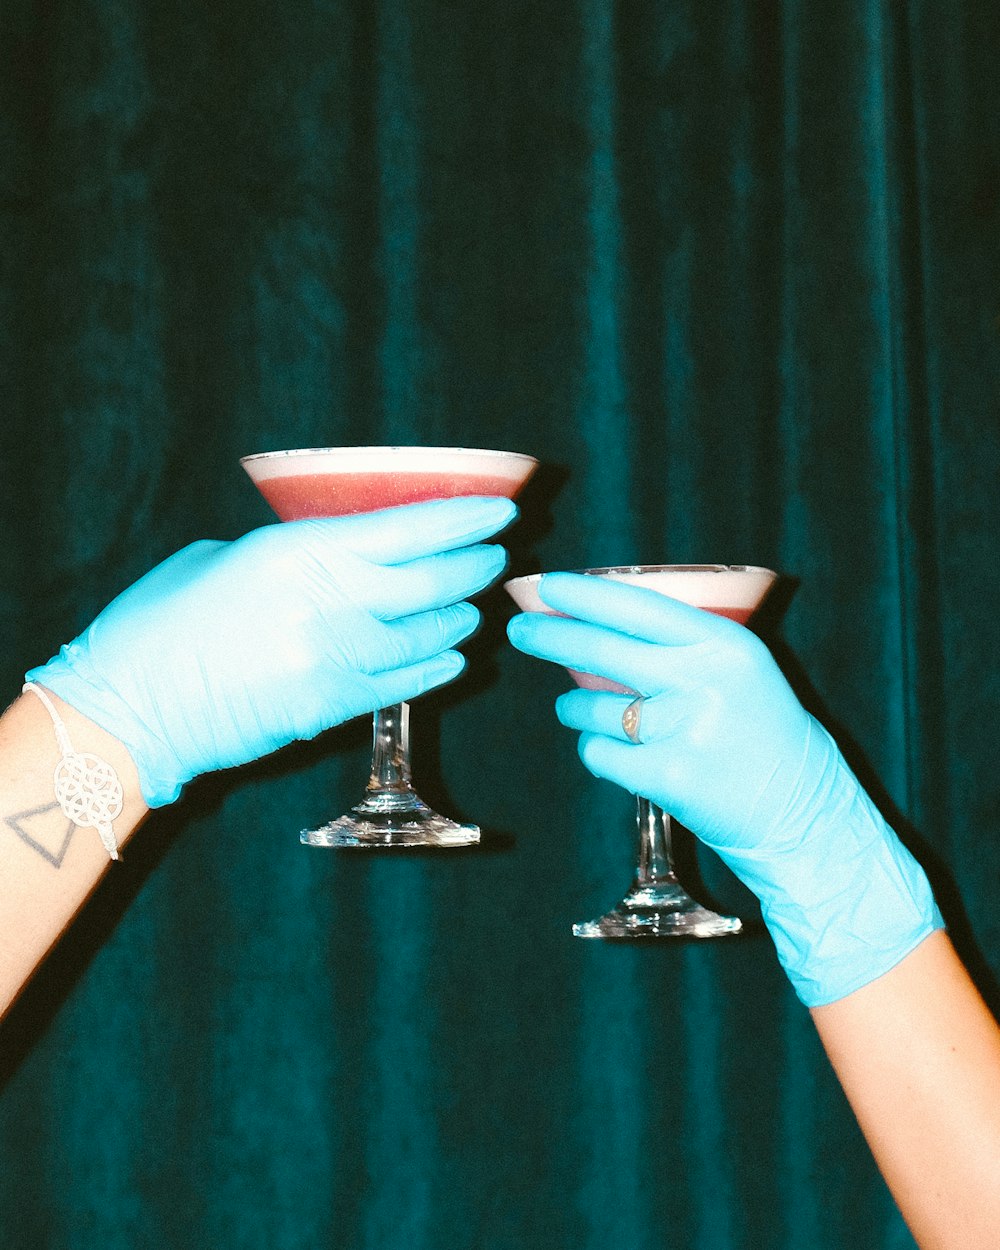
<box><xmin>22</xmin><ymin>682</ymin><xmax>123</xmax><ymax>861</ymax></box>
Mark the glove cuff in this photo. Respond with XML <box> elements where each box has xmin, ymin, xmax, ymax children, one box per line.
<box><xmin>722</xmin><ymin>722</ymin><xmax>943</xmax><ymax>1007</ymax></box>
<box><xmin>26</xmin><ymin>646</ymin><xmax>185</xmax><ymax>808</ymax></box>
<box><xmin>761</xmin><ymin>795</ymin><xmax>944</xmax><ymax>1007</ymax></box>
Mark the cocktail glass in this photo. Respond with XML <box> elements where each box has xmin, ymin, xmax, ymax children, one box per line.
<box><xmin>506</xmin><ymin>564</ymin><xmax>777</xmax><ymax>937</ymax></box>
<box><xmin>242</xmin><ymin>446</ymin><xmax>537</xmax><ymax>848</ymax></box>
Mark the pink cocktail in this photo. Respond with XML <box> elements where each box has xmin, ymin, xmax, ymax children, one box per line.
<box><xmin>243</xmin><ymin>446</ymin><xmax>537</xmax><ymax>848</ymax></box>
<box><xmin>506</xmin><ymin>564</ymin><xmax>777</xmax><ymax>937</ymax></box>
<box><xmin>252</xmin><ymin>447</ymin><xmax>534</xmax><ymax>520</ymax></box>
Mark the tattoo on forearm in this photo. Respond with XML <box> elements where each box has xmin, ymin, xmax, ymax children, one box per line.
<box><xmin>5</xmin><ymin>803</ymin><xmax>77</xmax><ymax>868</ymax></box>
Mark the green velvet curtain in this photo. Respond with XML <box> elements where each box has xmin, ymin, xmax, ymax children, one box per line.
<box><xmin>2</xmin><ymin>2</ymin><xmax>999</xmax><ymax>1246</ymax></box>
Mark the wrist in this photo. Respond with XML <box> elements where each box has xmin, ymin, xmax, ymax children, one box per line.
<box><xmin>3</xmin><ymin>689</ymin><xmax>149</xmax><ymax>859</ymax></box>
<box><xmin>0</xmin><ymin>691</ymin><xmax>151</xmax><ymax>1015</ymax></box>
<box><xmin>25</xmin><ymin>652</ymin><xmax>184</xmax><ymax>807</ymax></box>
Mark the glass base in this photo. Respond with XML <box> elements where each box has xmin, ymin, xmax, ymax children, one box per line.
<box><xmin>572</xmin><ymin>879</ymin><xmax>743</xmax><ymax>939</ymax></box>
<box><xmin>301</xmin><ymin>795</ymin><xmax>480</xmax><ymax>848</ymax></box>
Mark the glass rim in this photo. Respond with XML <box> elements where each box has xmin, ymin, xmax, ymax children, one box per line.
<box><xmin>240</xmin><ymin>445</ymin><xmax>539</xmax><ymax>467</ymax></box>
<box><xmin>506</xmin><ymin>564</ymin><xmax>777</xmax><ymax>583</ymax></box>
<box><xmin>580</xmin><ymin>563</ymin><xmax>777</xmax><ymax>577</ymax></box>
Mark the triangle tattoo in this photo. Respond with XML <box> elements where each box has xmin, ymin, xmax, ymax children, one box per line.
<box><xmin>6</xmin><ymin>801</ymin><xmax>77</xmax><ymax>868</ymax></box>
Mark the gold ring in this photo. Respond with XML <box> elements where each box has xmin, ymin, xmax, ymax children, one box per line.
<box><xmin>622</xmin><ymin>696</ymin><xmax>645</xmax><ymax>744</ymax></box>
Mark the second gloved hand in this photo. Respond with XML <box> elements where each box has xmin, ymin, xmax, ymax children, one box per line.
<box><xmin>28</xmin><ymin>496</ymin><xmax>517</xmax><ymax>807</ymax></box>
<box><xmin>507</xmin><ymin>572</ymin><xmax>942</xmax><ymax>1007</ymax></box>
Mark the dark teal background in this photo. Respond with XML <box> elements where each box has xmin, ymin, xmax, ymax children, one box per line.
<box><xmin>2</xmin><ymin>3</ymin><xmax>999</xmax><ymax>1247</ymax></box>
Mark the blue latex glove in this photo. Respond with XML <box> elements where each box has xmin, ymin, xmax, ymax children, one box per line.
<box><xmin>28</xmin><ymin>496</ymin><xmax>517</xmax><ymax>808</ymax></box>
<box><xmin>507</xmin><ymin>572</ymin><xmax>943</xmax><ymax>1007</ymax></box>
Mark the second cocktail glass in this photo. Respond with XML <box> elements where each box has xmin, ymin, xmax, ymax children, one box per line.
<box><xmin>506</xmin><ymin>564</ymin><xmax>777</xmax><ymax>937</ymax></box>
<box><xmin>242</xmin><ymin>446</ymin><xmax>537</xmax><ymax>848</ymax></box>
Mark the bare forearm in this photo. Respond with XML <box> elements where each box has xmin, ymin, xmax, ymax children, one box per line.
<box><xmin>0</xmin><ymin>691</ymin><xmax>148</xmax><ymax>1017</ymax></box>
<box><xmin>812</xmin><ymin>931</ymin><xmax>1000</xmax><ymax>1249</ymax></box>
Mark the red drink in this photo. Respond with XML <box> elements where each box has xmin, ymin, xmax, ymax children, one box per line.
<box><xmin>503</xmin><ymin>562</ymin><xmax>777</xmax><ymax>941</ymax></box>
<box><xmin>505</xmin><ymin>567</ymin><xmax>775</xmax><ymax>693</ymax></box>
<box><xmin>569</xmin><ymin>607</ymin><xmax>752</xmax><ymax>691</ymax></box>
<box><xmin>242</xmin><ymin>446</ymin><xmax>536</xmax><ymax>522</ymax></box>
<box><xmin>703</xmin><ymin>606</ymin><xmax>752</xmax><ymax>626</ymax></box>
<box><xmin>239</xmin><ymin>444</ymin><xmax>538</xmax><ymax>849</ymax></box>
<box><xmin>258</xmin><ymin>469</ymin><xmax>528</xmax><ymax>520</ymax></box>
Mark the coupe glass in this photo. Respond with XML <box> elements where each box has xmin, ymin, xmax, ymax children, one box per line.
<box><xmin>243</xmin><ymin>446</ymin><xmax>537</xmax><ymax>847</ymax></box>
<box><xmin>506</xmin><ymin>564</ymin><xmax>777</xmax><ymax>937</ymax></box>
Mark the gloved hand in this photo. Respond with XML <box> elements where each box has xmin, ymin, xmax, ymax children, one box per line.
<box><xmin>507</xmin><ymin>572</ymin><xmax>943</xmax><ymax>1007</ymax></box>
<box><xmin>28</xmin><ymin>496</ymin><xmax>517</xmax><ymax>808</ymax></box>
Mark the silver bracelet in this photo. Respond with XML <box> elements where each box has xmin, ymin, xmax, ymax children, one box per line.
<box><xmin>22</xmin><ymin>682</ymin><xmax>123</xmax><ymax>861</ymax></box>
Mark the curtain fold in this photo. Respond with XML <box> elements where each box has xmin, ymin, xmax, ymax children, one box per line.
<box><xmin>2</xmin><ymin>2</ymin><xmax>998</xmax><ymax>1247</ymax></box>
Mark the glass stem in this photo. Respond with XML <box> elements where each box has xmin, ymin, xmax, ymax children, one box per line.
<box><xmin>634</xmin><ymin>796</ymin><xmax>677</xmax><ymax>887</ymax></box>
<box><xmin>364</xmin><ymin>703</ymin><xmax>419</xmax><ymax>805</ymax></box>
